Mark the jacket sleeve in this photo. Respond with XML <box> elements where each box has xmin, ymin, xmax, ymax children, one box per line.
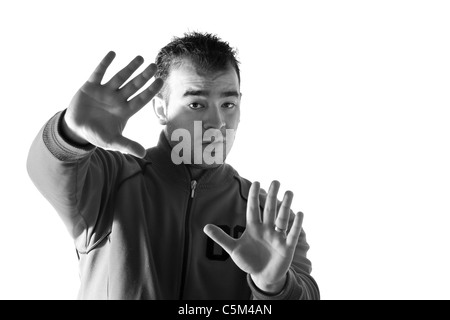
<box><xmin>246</xmin><ymin>190</ymin><xmax>320</xmax><ymax>300</ymax></box>
<box><xmin>26</xmin><ymin>110</ymin><xmax>124</xmax><ymax>253</ymax></box>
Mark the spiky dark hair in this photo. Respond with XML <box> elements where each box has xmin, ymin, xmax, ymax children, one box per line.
<box><xmin>155</xmin><ymin>31</ymin><xmax>240</xmax><ymax>100</ymax></box>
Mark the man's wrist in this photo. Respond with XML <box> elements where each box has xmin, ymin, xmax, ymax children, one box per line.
<box><xmin>250</xmin><ymin>274</ymin><xmax>287</xmax><ymax>295</ymax></box>
<box><xmin>61</xmin><ymin>112</ymin><xmax>89</xmax><ymax>145</ymax></box>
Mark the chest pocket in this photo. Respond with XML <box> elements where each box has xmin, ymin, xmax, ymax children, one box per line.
<box><xmin>205</xmin><ymin>225</ymin><xmax>245</xmax><ymax>261</ymax></box>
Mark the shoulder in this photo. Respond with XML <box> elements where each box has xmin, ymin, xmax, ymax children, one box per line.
<box><xmin>99</xmin><ymin>150</ymin><xmax>150</xmax><ymax>184</ymax></box>
<box><xmin>224</xmin><ymin>164</ymin><xmax>269</xmax><ymax>204</ymax></box>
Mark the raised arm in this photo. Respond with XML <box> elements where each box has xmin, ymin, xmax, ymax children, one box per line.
<box><xmin>27</xmin><ymin>52</ymin><xmax>162</xmax><ymax>250</ymax></box>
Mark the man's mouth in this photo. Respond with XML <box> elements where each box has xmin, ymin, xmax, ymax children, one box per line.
<box><xmin>202</xmin><ymin>139</ymin><xmax>224</xmax><ymax>145</ymax></box>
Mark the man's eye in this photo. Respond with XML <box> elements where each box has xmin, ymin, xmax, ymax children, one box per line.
<box><xmin>188</xmin><ymin>103</ymin><xmax>204</xmax><ymax>109</ymax></box>
<box><xmin>222</xmin><ymin>103</ymin><xmax>236</xmax><ymax>109</ymax></box>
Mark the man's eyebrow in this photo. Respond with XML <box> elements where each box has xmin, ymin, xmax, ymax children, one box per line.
<box><xmin>182</xmin><ymin>89</ymin><xmax>240</xmax><ymax>98</ymax></box>
<box><xmin>183</xmin><ymin>89</ymin><xmax>209</xmax><ymax>97</ymax></box>
<box><xmin>220</xmin><ymin>90</ymin><xmax>240</xmax><ymax>98</ymax></box>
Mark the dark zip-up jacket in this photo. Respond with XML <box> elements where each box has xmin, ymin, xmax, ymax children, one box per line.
<box><xmin>26</xmin><ymin>110</ymin><xmax>320</xmax><ymax>300</ymax></box>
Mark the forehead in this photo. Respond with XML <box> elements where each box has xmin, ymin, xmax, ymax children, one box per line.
<box><xmin>166</xmin><ymin>59</ymin><xmax>240</xmax><ymax>95</ymax></box>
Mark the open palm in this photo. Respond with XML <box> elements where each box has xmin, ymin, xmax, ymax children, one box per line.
<box><xmin>204</xmin><ymin>181</ymin><xmax>304</xmax><ymax>293</ymax></box>
<box><xmin>64</xmin><ymin>51</ymin><xmax>163</xmax><ymax>158</ymax></box>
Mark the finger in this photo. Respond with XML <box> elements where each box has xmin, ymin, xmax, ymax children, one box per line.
<box><xmin>109</xmin><ymin>135</ymin><xmax>146</xmax><ymax>158</ymax></box>
<box><xmin>246</xmin><ymin>181</ymin><xmax>262</xmax><ymax>224</ymax></box>
<box><xmin>286</xmin><ymin>211</ymin><xmax>304</xmax><ymax>247</ymax></box>
<box><xmin>88</xmin><ymin>51</ymin><xmax>116</xmax><ymax>84</ymax></box>
<box><xmin>203</xmin><ymin>224</ymin><xmax>236</xmax><ymax>254</ymax></box>
<box><xmin>128</xmin><ymin>77</ymin><xmax>164</xmax><ymax>114</ymax></box>
<box><xmin>275</xmin><ymin>190</ymin><xmax>293</xmax><ymax>232</ymax></box>
<box><xmin>262</xmin><ymin>180</ymin><xmax>280</xmax><ymax>225</ymax></box>
<box><xmin>119</xmin><ymin>63</ymin><xmax>158</xmax><ymax>99</ymax></box>
<box><xmin>106</xmin><ymin>55</ymin><xmax>144</xmax><ymax>89</ymax></box>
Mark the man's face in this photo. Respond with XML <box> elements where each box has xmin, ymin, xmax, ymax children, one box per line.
<box><xmin>163</xmin><ymin>59</ymin><xmax>241</xmax><ymax>167</ymax></box>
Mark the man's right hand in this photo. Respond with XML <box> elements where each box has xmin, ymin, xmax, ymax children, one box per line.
<box><xmin>62</xmin><ymin>51</ymin><xmax>163</xmax><ymax>158</ymax></box>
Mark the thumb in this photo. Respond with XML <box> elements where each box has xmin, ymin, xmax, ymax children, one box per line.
<box><xmin>203</xmin><ymin>224</ymin><xmax>236</xmax><ymax>254</ymax></box>
<box><xmin>110</xmin><ymin>135</ymin><xmax>146</xmax><ymax>158</ymax></box>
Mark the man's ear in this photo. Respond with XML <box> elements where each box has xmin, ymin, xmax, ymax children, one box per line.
<box><xmin>152</xmin><ymin>96</ymin><xmax>168</xmax><ymax>125</ymax></box>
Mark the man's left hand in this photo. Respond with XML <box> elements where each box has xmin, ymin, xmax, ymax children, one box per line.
<box><xmin>203</xmin><ymin>180</ymin><xmax>304</xmax><ymax>294</ymax></box>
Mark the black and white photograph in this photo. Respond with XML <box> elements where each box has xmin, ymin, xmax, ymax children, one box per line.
<box><xmin>1</xmin><ymin>0</ymin><xmax>449</xmax><ymax>301</ymax></box>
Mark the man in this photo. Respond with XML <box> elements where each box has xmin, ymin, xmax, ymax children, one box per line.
<box><xmin>27</xmin><ymin>32</ymin><xmax>320</xmax><ymax>300</ymax></box>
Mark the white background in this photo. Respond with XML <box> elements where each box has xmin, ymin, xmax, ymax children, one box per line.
<box><xmin>1</xmin><ymin>0</ymin><xmax>449</xmax><ymax>300</ymax></box>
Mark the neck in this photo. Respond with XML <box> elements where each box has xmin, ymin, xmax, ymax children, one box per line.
<box><xmin>187</xmin><ymin>165</ymin><xmax>210</xmax><ymax>180</ymax></box>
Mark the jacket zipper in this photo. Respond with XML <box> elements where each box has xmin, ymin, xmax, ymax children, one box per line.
<box><xmin>190</xmin><ymin>180</ymin><xmax>197</xmax><ymax>198</ymax></box>
<box><xmin>178</xmin><ymin>180</ymin><xmax>197</xmax><ymax>299</ymax></box>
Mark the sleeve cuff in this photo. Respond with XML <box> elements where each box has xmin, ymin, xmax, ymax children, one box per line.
<box><xmin>42</xmin><ymin>110</ymin><xmax>96</xmax><ymax>161</ymax></box>
<box><xmin>247</xmin><ymin>269</ymin><xmax>302</xmax><ymax>300</ymax></box>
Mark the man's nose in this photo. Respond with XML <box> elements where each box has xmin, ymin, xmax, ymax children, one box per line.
<box><xmin>203</xmin><ymin>106</ymin><xmax>225</xmax><ymax>130</ymax></box>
